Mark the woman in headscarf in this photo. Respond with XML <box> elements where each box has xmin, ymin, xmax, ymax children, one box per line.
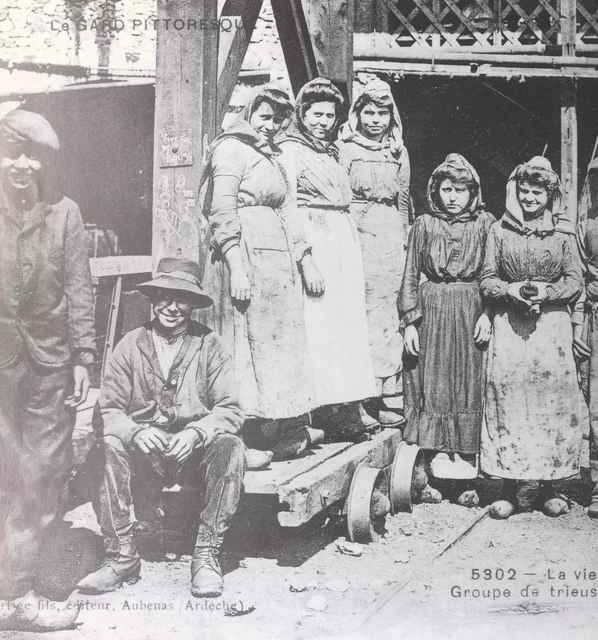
<box><xmin>481</xmin><ymin>156</ymin><xmax>586</xmax><ymax>517</ymax></box>
<box><xmin>279</xmin><ymin>77</ymin><xmax>378</xmax><ymax>437</ymax></box>
<box><xmin>398</xmin><ymin>154</ymin><xmax>495</xmax><ymax>502</ymax></box>
<box><xmin>337</xmin><ymin>79</ymin><xmax>410</xmax><ymax>426</ymax></box>
<box><xmin>574</xmin><ymin>157</ymin><xmax>598</xmax><ymax>519</ymax></box>
<box><xmin>201</xmin><ymin>85</ymin><xmax>321</xmax><ymax>461</ymax></box>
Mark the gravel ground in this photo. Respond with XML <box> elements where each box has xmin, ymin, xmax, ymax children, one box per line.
<box><xmin>2</xmin><ymin>477</ymin><xmax>597</xmax><ymax>640</ymax></box>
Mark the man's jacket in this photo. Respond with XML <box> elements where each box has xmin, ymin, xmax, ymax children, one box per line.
<box><xmin>94</xmin><ymin>321</ymin><xmax>244</xmax><ymax>447</ymax></box>
<box><xmin>0</xmin><ymin>189</ymin><xmax>96</xmax><ymax>369</ymax></box>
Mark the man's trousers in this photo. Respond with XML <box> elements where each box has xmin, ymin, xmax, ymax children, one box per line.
<box><xmin>92</xmin><ymin>432</ymin><xmax>246</xmax><ymax>555</ymax></box>
<box><xmin>0</xmin><ymin>356</ymin><xmax>75</xmax><ymax>598</ymax></box>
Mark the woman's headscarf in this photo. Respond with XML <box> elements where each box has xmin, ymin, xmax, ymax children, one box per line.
<box><xmin>427</xmin><ymin>153</ymin><xmax>484</xmax><ymax>223</ymax></box>
<box><xmin>338</xmin><ymin>78</ymin><xmax>405</xmax><ymax>160</ymax></box>
<box><xmin>215</xmin><ymin>84</ymin><xmax>293</xmax><ymax>156</ymax></box>
<box><xmin>283</xmin><ymin>77</ymin><xmax>344</xmax><ymax>158</ymax></box>
<box><xmin>198</xmin><ymin>84</ymin><xmax>293</xmax><ymax>221</ymax></box>
<box><xmin>502</xmin><ymin>156</ymin><xmax>567</xmax><ymax>235</ymax></box>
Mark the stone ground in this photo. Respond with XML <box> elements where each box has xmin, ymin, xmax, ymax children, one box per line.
<box><xmin>2</xmin><ymin>477</ymin><xmax>598</xmax><ymax>640</ymax></box>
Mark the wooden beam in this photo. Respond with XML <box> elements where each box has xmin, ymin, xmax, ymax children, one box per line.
<box><xmin>354</xmin><ymin>59</ymin><xmax>598</xmax><ymax>79</ymax></box>
<box><xmin>561</xmin><ymin>77</ymin><xmax>578</xmax><ymax>232</ymax></box>
<box><xmin>302</xmin><ymin>0</ymin><xmax>355</xmax><ymax>102</ymax></box>
<box><xmin>271</xmin><ymin>0</ymin><xmax>319</xmax><ymax>96</ymax></box>
<box><xmin>277</xmin><ymin>429</ymin><xmax>402</xmax><ymax>527</ymax></box>
<box><xmin>561</xmin><ymin>0</ymin><xmax>577</xmax><ymax>57</ymax></box>
<box><xmin>354</xmin><ymin>34</ymin><xmax>598</xmax><ymax>67</ymax></box>
<box><xmin>152</xmin><ymin>0</ymin><xmax>218</xmax><ymax>268</ymax></box>
<box><xmin>217</xmin><ymin>0</ymin><xmax>264</xmax><ymax>127</ymax></box>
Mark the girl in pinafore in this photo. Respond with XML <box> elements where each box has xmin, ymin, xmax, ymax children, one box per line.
<box><xmin>398</xmin><ymin>154</ymin><xmax>495</xmax><ymax>502</ymax></box>
<box><xmin>337</xmin><ymin>79</ymin><xmax>410</xmax><ymax>426</ymax></box>
<box><xmin>481</xmin><ymin>156</ymin><xmax>586</xmax><ymax>517</ymax></box>
<box><xmin>201</xmin><ymin>85</ymin><xmax>321</xmax><ymax>462</ymax></box>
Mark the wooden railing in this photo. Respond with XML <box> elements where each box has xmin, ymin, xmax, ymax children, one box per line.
<box><xmin>377</xmin><ymin>0</ymin><xmax>598</xmax><ymax>51</ymax></box>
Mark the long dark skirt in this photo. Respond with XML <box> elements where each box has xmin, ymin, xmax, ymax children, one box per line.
<box><xmin>403</xmin><ymin>280</ymin><xmax>484</xmax><ymax>454</ymax></box>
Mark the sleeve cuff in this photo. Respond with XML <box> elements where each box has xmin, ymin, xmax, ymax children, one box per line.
<box><xmin>220</xmin><ymin>238</ymin><xmax>240</xmax><ymax>255</ymax></box>
<box><xmin>72</xmin><ymin>349</ymin><xmax>96</xmax><ymax>367</ymax></box>
<box><xmin>400</xmin><ymin>308</ymin><xmax>422</xmax><ymax>329</ymax></box>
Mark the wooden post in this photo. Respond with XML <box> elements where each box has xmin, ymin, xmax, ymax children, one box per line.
<box><xmin>271</xmin><ymin>0</ymin><xmax>319</xmax><ymax>95</ymax></box>
<box><xmin>561</xmin><ymin>78</ymin><xmax>578</xmax><ymax>230</ymax></box>
<box><xmin>217</xmin><ymin>0</ymin><xmax>264</xmax><ymax>127</ymax></box>
<box><xmin>561</xmin><ymin>0</ymin><xmax>576</xmax><ymax>56</ymax></box>
<box><xmin>152</xmin><ymin>0</ymin><xmax>218</xmax><ymax>269</ymax></box>
<box><xmin>560</xmin><ymin>1</ymin><xmax>577</xmax><ymax>229</ymax></box>
<box><xmin>303</xmin><ymin>0</ymin><xmax>355</xmax><ymax>103</ymax></box>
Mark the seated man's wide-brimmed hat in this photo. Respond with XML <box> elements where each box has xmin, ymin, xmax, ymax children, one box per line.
<box><xmin>137</xmin><ymin>257</ymin><xmax>213</xmax><ymax>309</ymax></box>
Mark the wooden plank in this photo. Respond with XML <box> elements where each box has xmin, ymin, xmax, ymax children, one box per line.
<box><xmin>354</xmin><ymin>59</ymin><xmax>598</xmax><ymax>79</ymax></box>
<box><xmin>302</xmin><ymin>0</ymin><xmax>355</xmax><ymax>101</ymax></box>
<box><xmin>217</xmin><ymin>0</ymin><xmax>264</xmax><ymax>127</ymax></box>
<box><xmin>101</xmin><ymin>275</ymin><xmax>123</xmax><ymax>382</ymax></box>
<box><xmin>152</xmin><ymin>0</ymin><xmax>218</xmax><ymax>268</ymax></box>
<box><xmin>561</xmin><ymin>0</ymin><xmax>577</xmax><ymax>56</ymax></box>
<box><xmin>277</xmin><ymin>429</ymin><xmax>402</xmax><ymax>527</ymax></box>
<box><xmin>271</xmin><ymin>0</ymin><xmax>319</xmax><ymax>95</ymax></box>
<box><xmin>89</xmin><ymin>255</ymin><xmax>152</xmax><ymax>279</ymax></box>
<box><xmin>244</xmin><ymin>441</ymin><xmax>356</xmax><ymax>495</ymax></box>
<box><xmin>561</xmin><ymin>77</ymin><xmax>578</xmax><ymax>232</ymax></box>
<box><xmin>354</xmin><ymin>33</ymin><xmax>598</xmax><ymax>66</ymax></box>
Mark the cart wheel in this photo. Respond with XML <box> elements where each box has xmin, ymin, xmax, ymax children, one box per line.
<box><xmin>347</xmin><ymin>463</ymin><xmax>382</xmax><ymax>543</ymax></box>
<box><xmin>389</xmin><ymin>441</ymin><xmax>422</xmax><ymax>514</ymax></box>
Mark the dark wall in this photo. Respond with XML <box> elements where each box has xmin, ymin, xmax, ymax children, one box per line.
<box><xmin>390</xmin><ymin>75</ymin><xmax>598</xmax><ymax>218</ymax></box>
<box><xmin>18</xmin><ymin>83</ymin><xmax>156</xmax><ymax>256</ymax></box>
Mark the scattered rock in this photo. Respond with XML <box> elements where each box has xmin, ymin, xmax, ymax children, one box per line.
<box><xmin>457</xmin><ymin>490</ymin><xmax>480</xmax><ymax>509</ymax></box>
<box><xmin>394</xmin><ymin>552</ymin><xmax>411</xmax><ymax>564</ymax></box>
<box><xmin>399</xmin><ymin>525</ymin><xmax>414</xmax><ymax>537</ymax></box>
<box><xmin>289</xmin><ymin>579</ymin><xmax>309</xmax><ymax>593</ymax></box>
<box><xmin>421</xmin><ymin>485</ymin><xmax>442</xmax><ymax>503</ymax></box>
<box><xmin>306</xmin><ymin>595</ymin><xmax>327</xmax><ymax>612</ymax></box>
<box><xmin>490</xmin><ymin>500</ymin><xmax>515</xmax><ymax>520</ymax></box>
<box><xmin>336</xmin><ymin>541</ymin><xmax>363</xmax><ymax>557</ymax></box>
<box><xmin>325</xmin><ymin>579</ymin><xmax>349</xmax><ymax>593</ymax></box>
<box><xmin>371</xmin><ymin>490</ymin><xmax>391</xmax><ymax>519</ymax></box>
<box><xmin>543</xmin><ymin>498</ymin><xmax>569</xmax><ymax>518</ymax></box>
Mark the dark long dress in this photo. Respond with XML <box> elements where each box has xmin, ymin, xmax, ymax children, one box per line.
<box><xmin>398</xmin><ymin>210</ymin><xmax>495</xmax><ymax>453</ymax></box>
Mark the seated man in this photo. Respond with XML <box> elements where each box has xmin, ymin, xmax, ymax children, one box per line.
<box><xmin>78</xmin><ymin>257</ymin><xmax>246</xmax><ymax>598</ymax></box>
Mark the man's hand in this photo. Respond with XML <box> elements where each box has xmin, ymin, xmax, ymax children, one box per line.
<box><xmin>163</xmin><ymin>429</ymin><xmax>202</xmax><ymax>464</ymax></box>
<box><xmin>133</xmin><ymin>427</ymin><xmax>170</xmax><ymax>455</ymax></box>
<box><xmin>573</xmin><ymin>324</ymin><xmax>591</xmax><ymax>360</ymax></box>
<box><xmin>300</xmin><ymin>254</ymin><xmax>325</xmax><ymax>296</ymax></box>
<box><xmin>64</xmin><ymin>365</ymin><xmax>90</xmax><ymax>408</ymax></box>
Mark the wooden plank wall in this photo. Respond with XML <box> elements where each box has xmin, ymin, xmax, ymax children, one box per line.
<box><xmin>151</xmin><ymin>0</ymin><xmax>218</xmax><ymax>268</ymax></box>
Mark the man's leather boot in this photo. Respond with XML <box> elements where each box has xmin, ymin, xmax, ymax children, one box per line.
<box><xmin>77</xmin><ymin>540</ymin><xmax>141</xmax><ymax>594</ymax></box>
<box><xmin>191</xmin><ymin>547</ymin><xmax>223</xmax><ymax>598</ymax></box>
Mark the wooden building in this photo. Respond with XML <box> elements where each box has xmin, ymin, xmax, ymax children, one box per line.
<box><xmin>152</xmin><ymin>0</ymin><xmax>598</xmax><ymax>264</ymax></box>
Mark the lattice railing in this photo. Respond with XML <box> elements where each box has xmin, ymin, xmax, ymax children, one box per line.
<box><xmin>381</xmin><ymin>0</ymin><xmax>598</xmax><ymax>49</ymax></box>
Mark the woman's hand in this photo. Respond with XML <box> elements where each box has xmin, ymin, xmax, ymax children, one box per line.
<box><xmin>224</xmin><ymin>246</ymin><xmax>251</xmax><ymax>302</ymax></box>
<box><xmin>474</xmin><ymin>313</ymin><xmax>492</xmax><ymax>346</ymax></box>
<box><xmin>230</xmin><ymin>268</ymin><xmax>251</xmax><ymax>302</ymax></box>
<box><xmin>404</xmin><ymin>324</ymin><xmax>419</xmax><ymax>356</ymax></box>
<box><xmin>300</xmin><ymin>254</ymin><xmax>325</xmax><ymax>296</ymax></box>
<box><xmin>573</xmin><ymin>324</ymin><xmax>591</xmax><ymax>360</ymax></box>
<box><xmin>506</xmin><ymin>281</ymin><xmax>531</xmax><ymax>306</ymax></box>
<box><xmin>528</xmin><ymin>281</ymin><xmax>549</xmax><ymax>305</ymax></box>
